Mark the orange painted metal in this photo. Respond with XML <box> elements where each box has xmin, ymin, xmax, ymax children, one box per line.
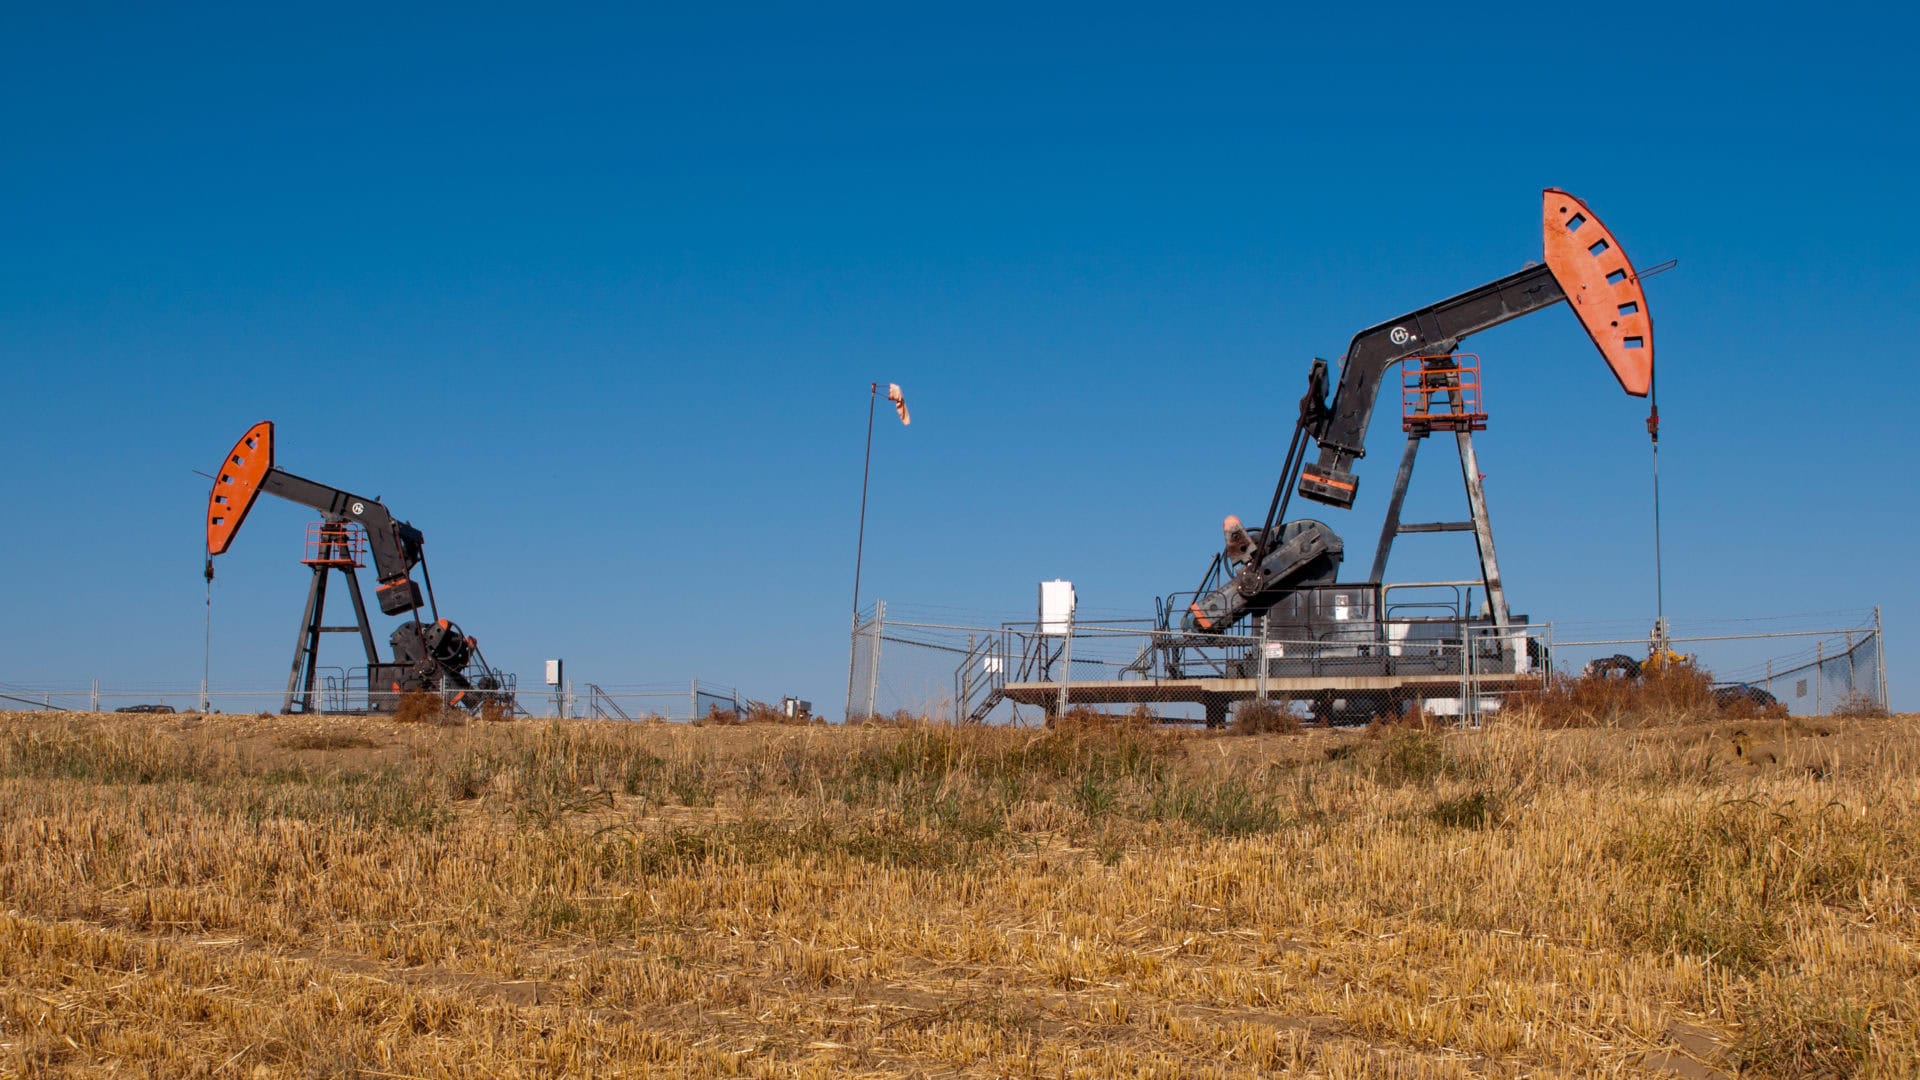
<box><xmin>1401</xmin><ymin>353</ymin><xmax>1487</xmax><ymax>432</ymax></box>
<box><xmin>1300</xmin><ymin>470</ymin><xmax>1355</xmax><ymax>492</ymax></box>
<box><xmin>206</xmin><ymin>421</ymin><xmax>274</xmax><ymax>555</ymax></box>
<box><xmin>300</xmin><ymin>521</ymin><xmax>366</xmax><ymax>567</ymax></box>
<box><xmin>1542</xmin><ymin>189</ymin><xmax>1652</xmax><ymax>396</ymax></box>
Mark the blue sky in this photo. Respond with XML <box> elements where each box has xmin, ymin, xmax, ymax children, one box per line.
<box><xmin>2</xmin><ymin>5</ymin><xmax>1913</xmax><ymax>711</ymax></box>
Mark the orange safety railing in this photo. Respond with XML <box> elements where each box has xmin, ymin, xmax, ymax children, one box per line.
<box><xmin>1400</xmin><ymin>353</ymin><xmax>1487</xmax><ymax>433</ymax></box>
<box><xmin>301</xmin><ymin>521</ymin><xmax>367</xmax><ymax>567</ymax></box>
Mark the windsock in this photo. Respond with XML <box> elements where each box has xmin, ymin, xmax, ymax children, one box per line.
<box><xmin>886</xmin><ymin>383</ymin><xmax>910</xmax><ymax>425</ymax></box>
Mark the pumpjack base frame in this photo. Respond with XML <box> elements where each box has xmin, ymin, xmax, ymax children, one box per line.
<box><xmin>998</xmin><ymin>672</ymin><xmax>1543</xmax><ymax>726</ymax></box>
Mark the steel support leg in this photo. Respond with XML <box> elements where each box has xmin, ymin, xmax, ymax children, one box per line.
<box><xmin>1368</xmin><ymin>433</ymin><xmax>1424</xmax><ymax>583</ymax></box>
<box><xmin>338</xmin><ymin>564</ymin><xmax>380</xmax><ymax>666</ymax></box>
<box><xmin>284</xmin><ymin>566</ymin><xmax>329</xmax><ymax>713</ymax></box>
<box><xmin>1455</xmin><ymin>429</ymin><xmax>1509</xmax><ymax>629</ymax></box>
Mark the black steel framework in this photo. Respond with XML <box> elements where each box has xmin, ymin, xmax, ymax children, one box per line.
<box><xmin>1367</xmin><ymin>359</ymin><xmax>1509</xmax><ymax>631</ymax></box>
<box><xmin>1299</xmin><ymin>264</ymin><xmax>1565</xmax><ymax>507</ymax></box>
<box><xmin>207</xmin><ymin>426</ymin><xmax>510</xmax><ymax>715</ymax></box>
<box><xmin>284</xmin><ymin>525</ymin><xmax>381</xmax><ymax>713</ymax></box>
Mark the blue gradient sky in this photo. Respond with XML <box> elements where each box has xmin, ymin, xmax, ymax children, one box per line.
<box><xmin>2</xmin><ymin>5</ymin><xmax>1913</xmax><ymax>709</ymax></box>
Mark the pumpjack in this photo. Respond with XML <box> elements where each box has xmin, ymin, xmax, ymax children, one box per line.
<box><xmin>1172</xmin><ymin>188</ymin><xmax>1657</xmax><ymax>667</ymax></box>
<box><xmin>204</xmin><ymin>421</ymin><xmax>513</xmax><ymax>714</ymax></box>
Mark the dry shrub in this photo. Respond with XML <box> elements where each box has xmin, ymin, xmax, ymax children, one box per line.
<box><xmin>1352</xmin><ymin>727</ymin><xmax>1451</xmax><ymax>786</ymax></box>
<box><xmin>1833</xmin><ymin>691</ymin><xmax>1889</xmax><ymax>719</ymax></box>
<box><xmin>1048</xmin><ymin>705</ymin><xmax>1152</xmax><ymax>732</ymax></box>
<box><xmin>1230</xmin><ymin>698</ymin><xmax>1299</xmax><ymax>735</ymax></box>
<box><xmin>1510</xmin><ymin>662</ymin><xmax>1719</xmax><ymax>728</ymax></box>
<box><xmin>392</xmin><ymin>691</ymin><xmax>464</xmax><ymax>726</ymax></box>
<box><xmin>1716</xmin><ymin>691</ymin><xmax>1790</xmax><ymax>722</ymax></box>
<box><xmin>691</xmin><ymin>704</ymin><xmax>740</xmax><ymax>726</ymax></box>
<box><xmin>847</xmin><ymin>709</ymin><xmax>921</xmax><ymax>727</ymax></box>
<box><xmin>1366</xmin><ymin>699</ymin><xmax>1442</xmax><ymax>733</ymax></box>
<box><xmin>740</xmin><ymin>702</ymin><xmax>784</xmax><ymax>724</ymax></box>
<box><xmin>740</xmin><ymin>702</ymin><xmax>816</xmax><ymax>725</ymax></box>
<box><xmin>476</xmin><ymin>698</ymin><xmax>516</xmax><ymax>723</ymax></box>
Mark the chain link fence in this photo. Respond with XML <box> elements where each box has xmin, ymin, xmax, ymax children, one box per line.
<box><xmin>0</xmin><ymin>673</ymin><xmax>763</xmax><ymax>721</ymax></box>
<box><xmin>1548</xmin><ymin>611</ymin><xmax>1888</xmax><ymax>717</ymax></box>
<box><xmin>848</xmin><ymin>601</ymin><xmax>1890</xmax><ymax>726</ymax></box>
<box><xmin>1</xmin><ymin>607</ymin><xmax>1888</xmax><ymax>726</ymax></box>
<box><xmin>567</xmin><ymin>680</ymin><xmax>750</xmax><ymax>722</ymax></box>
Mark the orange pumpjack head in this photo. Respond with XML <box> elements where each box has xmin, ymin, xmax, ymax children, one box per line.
<box><xmin>206</xmin><ymin>421</ymin><xmax>274</xmax><ymax>555</ymax></box>
<box><xmin>1542</xmin><ymin>189</ymin><xmax>1653</xmax><ymax>397</ymax></box>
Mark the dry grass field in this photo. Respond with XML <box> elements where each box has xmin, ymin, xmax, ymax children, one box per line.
<box><xmin>2</xmin><ymin>705</ymin><xmax>1915</xmax><ymax>1078</ymax></box>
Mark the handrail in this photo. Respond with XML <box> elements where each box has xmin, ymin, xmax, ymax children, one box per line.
<box><xmin>955</xmin><ymin>635</ymin><xmax>1004</xmax><ymax>724</ymax></box>
<box><xmin>585</xmin><ymin>683</ymin><xmax>632</xmax><ymax>722</ymax></box>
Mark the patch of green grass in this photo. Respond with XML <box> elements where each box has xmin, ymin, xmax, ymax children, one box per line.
<box><xmin>924</xmin><ymin>794</ymin><xmax>1005</xmax><ymax>842</ymax></box>
<box><xmin>598</xmin><ymin>819</ymin><xmax>1003</xmax><ymax>879</ymax></box>
<box><xmin>269</xmin><ymin>766</ymin><xmax>450</xmax><ymax>831</ymax></box>
<box><xmin>1427</xmin><ymin>789</ymin><xmax>1498</xmax><ymax>829</ymax></box>
<box><xmin>1600</xmin><ymin>797</ymin><xmax>1886</xmax><ymax>969</ymax></box>
<box><xmin>829</xmin><ymin>725</ymin><xmax>1176</xmax><ymax>810</ymax></box>
<box><xmin>667</xmin><ymin>760</ymin><xmax>714</xmax><ymax>806</ymax></box>
<box><xmin>528</xmin><ymin>896</ymin><xmax>584</xmax><ymax>932</ymax></box>
<box><xmin>1358</xmin><ymin>729</ymin><xmax>1450</xmax><ymax>786</ymax></box>
<box><xmin>279</xmin><ymin>733</ymin><xmax>379</xmax><ymax>751</ymax></box>
<box><xmin>621</xmin><ymin>751</ymin><xmax>666</xmax><ymax>797</ymax></box>
<box><xmin>1071</xmin><ymin>772</ymin><xmax>1116</xmax><ymax>818</ymax></box>
<box><xmin>0</xmin><ymin>727</ymin><xmax>217</xmax><ymax>785</ymax></box>
<box><xmin>1735</xmin><ymin>982</ymin><xmax>1876</xmax><ymax>1078</ymax></box>
<box><xmin>1147</xmin><ymin>778</ymin><xmax>1283</xmax><ymax>837</ymax></box>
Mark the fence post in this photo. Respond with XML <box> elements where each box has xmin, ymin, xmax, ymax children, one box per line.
<box><xmin>844</xmin><ymin>611</ymin><xmax>860</xmax><ymax>723</ymax></box>
<box><xmin>864</xmin><ymin>600</ymin><xmax>885</xmax><ymax>720</ymax></box>
<box><xmin>92</xmin><ymin>679</ymin><xmax>100</xmax><ymax>714</ymax></box>
<box><xmin>1875</xmin><ymin>605</ymin><xmax>1890</xmax><ymax>710</ymax></box>
<box><xmin>1469</xmin><ymin>626</ymin><xmax>1481</xmax><ymax>727</ymax></box>
<box><xmin>1815</xmin><ymin>641</ymin><xmax>1823</xmax><ymax>713</ymax></box>
<box><xmin>1257</xmin><ymin>618</ymin><xmax>1269</xmax><ymax>704</ymax></box>
<box><xmin>957</xmin><ymin>633</ymin><xmax>973</xmax><ymax>725</ymax></box>
<box><xmin>1458</xmin><ymin>619</ymin><xmax>1470</xmax><ymax>726</ymax></box>
<box><xmin>689</xmin><ymin>678</ymin><xmax>698</xmax><ymax>722</ymax></box>
<box><xmin>1056</xmin><ymin>611</ymin><xmax>1074</xmax><ymax>716</ymax></box>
